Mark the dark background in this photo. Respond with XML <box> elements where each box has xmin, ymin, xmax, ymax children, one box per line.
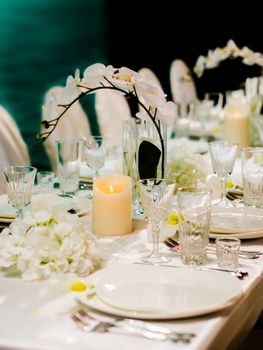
<box><xmin>107</xmin><ymin>0</ymin><xmax>262</xmax><ymax>99</ymax></box>
<box><xmin>0</xmin><ymin>0</ymin><xmax>262</xmax><ymax>169</ymax></box>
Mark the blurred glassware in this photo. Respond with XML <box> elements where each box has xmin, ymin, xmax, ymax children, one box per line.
<box><xmin>174</xmin><ymin>102</ymin><xmax>194</xmax><ymax>138</ymax></box>
<box><xmin>82</xmin><ymin>136</ymin><xmax>109</xmax><ymax>178</ymax></box>
<box><xmin>241</xmin><ymin>147</ymin><xmax>263</xmax><ymax>208</ymax></box>
<box><xmin>56</xmin><ymin>139</ymin><xmax>81</xmax><ymax>196</ymax></box>
<box><xmin>177</xmin><ymin>187</ymin><xmax>212</xmax><ymax>266</ymax></box>
<box><xmin>3</xmin><ymin>166</ymin><xmax>37</xmax><ymax>219</ymax></box>
<box><xmin>138</xmin><ymin>178</ymin><xmax>176</xmax><ymax>264</ymax></box>
<box><xmin>216</xmin><ymin>237</ymin><xmax>240</xmax><ymax>270</ymax></box>
<box><xmin>36</xmin><ymin>171</ymin><xmax>55</xmax><ymax>193</ymax></box>
<box><xmin>209</xmin><ymin>141</ymin><xmax>238</xmax><ymax>207</ymax></box>
<box><xmin>122</xmin><ymin>119</ymin><xmax>167</xmax><ymax>216</ymax></box>
<box><xmin>256</xmin><ymin>117</ymin><xmax>263</xmax><ymax>145</ymax></box>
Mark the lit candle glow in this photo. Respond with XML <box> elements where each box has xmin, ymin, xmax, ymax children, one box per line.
<box><xmin>92</xmin><ymin>174</ymin><xmax>132</xmax><ymax>236</ymax></box>
<box><xmin>224</xmin><ymin>103</ymin><xmax>250</xmax><ymax>149</ymax></box>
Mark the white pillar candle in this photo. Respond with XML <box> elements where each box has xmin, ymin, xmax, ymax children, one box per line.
<box><xmin>92</xmin><ymin>174</ymin><xmax>132</xmax><ymax>236</ymax></box>
<box><xmin>224</xmin><ymin>104</ymin><xmax>250</xmax><ymax>148</ymax></box>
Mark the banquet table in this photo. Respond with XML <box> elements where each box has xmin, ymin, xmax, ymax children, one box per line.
<box><xmin>0</xmin><ymin>139</ymin><xmax>263</xmax><ymax>350</ymax></box>
<box><xmin>0</xmin><ymin>199</ymin><xmax>263</xmax><ymax>350</ymax></box>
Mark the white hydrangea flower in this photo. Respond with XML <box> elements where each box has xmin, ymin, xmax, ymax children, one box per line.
<box><xmin>0</xmin><ymin>208</ymin><xmax>100</xmax><ymax>281</ymax></box>
<box><xmin>167</xmin><ymin>141</ymin><xmax>209</xmax><ymax>188</ymax></box>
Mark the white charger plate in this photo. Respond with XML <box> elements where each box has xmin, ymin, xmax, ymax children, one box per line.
<box><xmin>210</xmin><ymin>206</ymin><xmax>263</xmax><ymax>239</ymax></box>
<box><xmin>78</xmin><ymin>264</ymin><xmax>242</xmax><ymax>320</ymax></box>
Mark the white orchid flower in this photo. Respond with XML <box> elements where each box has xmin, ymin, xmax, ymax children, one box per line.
<box><xmin>58</xmin><ymin>69</ymin><xmax>82</xmax><ymax>104</ymax></box>
<box><xmin>193</xmin><ymin>55</ymin><xmax>206</xmax><ymax>77</ymax></box>
<box><xmin>226</xmin><ymin>39</ymin><xmax>239</xmax><ymax>56</ymax></box>
<box><xmin>156</xmin><ymin>101</ymin><xmax>177</xmax><ymax>125</ymax></box>
<box><xmin>42</xmin><ymin>92</ymin><xmax>63</xmax><ymax>122</ymax></box>
<box><xmin>193</xmin><ymin>39</ymin><xmax>263</xmax><ymax>80</ymax></box>
<box><xmin>135</xmin><ymin>81</ymin><xmax>166</xmax><ymax>108</ymax></box>
<box><xmin>82</xmin><ymin>63</ymin><xmax>114</xmax><ymax>88</ymax></box>
<box><xmin>108</xmin><ymin>67</ymin><xmax>140</xmax><ymax>91</ymax></box>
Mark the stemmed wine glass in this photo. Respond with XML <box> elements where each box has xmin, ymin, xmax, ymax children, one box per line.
<box><xmin>138</xmin><ymin>178</ymin><xmax>176</xmax><ymax>264</ymax></box>
<box><xmin>2</xmin><ymin>166</ymin><xmax>37</xmax><ymax>220</ymax></box>
<box><xmin>209</xmin><ymin>141</ymin><xmax>238</xmax><ymax>207</ymax></box>
<box><xmin>82</xmin><ymin>136</ymin><xmax>109</xmax><ymax>178</ymax></box>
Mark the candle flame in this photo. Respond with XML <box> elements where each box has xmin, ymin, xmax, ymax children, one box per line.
<box><xmin>109</xmin><ymin>184</ymin><xmax>114</xmax><ymax>194</ymax></box>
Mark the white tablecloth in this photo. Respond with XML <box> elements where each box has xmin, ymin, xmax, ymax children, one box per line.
<box><xmin>0</xmin><ymin>222</ymin><xmax>262</xmax><ymax>350</ymax></box>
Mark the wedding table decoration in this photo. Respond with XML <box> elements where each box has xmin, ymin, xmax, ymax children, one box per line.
<box><xmin>192</xmin><ymin>39</ymin><xmax>263</xmax><ymax>148</ymax></box>
<box><xmin>92</xmin><ymin>174</ymin><xmax>132</xmax><ymax>236</ymax></box>
<box><xmin>167</xmin><ymin>139</ymin><xmax>208</xmax><ymax>188</ymax></box>
<box><xmin>193</xmin><ymin>39</ymin><xmax>263</xmax><ymax>78</ymax></box>
<box><xmin>38</xmin><ymin>63</ymin><xmax>176</xmax><ymax>179</ymax></box>
<box><xmin>0</xmin><ymin>207</ymin><xmax>100</xmax><ymax>281</ymax></box>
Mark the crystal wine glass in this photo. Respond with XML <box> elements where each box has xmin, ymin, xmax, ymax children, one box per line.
<box><xmin>2</xmin><ymin>166</ymin><xmax>37</xmax><ymax>219</ymax></box>
<box><xmin>82</xmin><ymin>136</ymin><xmax>108</xmax><ymax>178</ymax></box>
<box><xmin>209</xmin><ymin>141</ymin><xmax>238</xmax><ymax>207</ymax></box>
<box><xmin>138</xmin><ymin>178</ymin><xmax>176</xmax><ymax>264</ymax></box>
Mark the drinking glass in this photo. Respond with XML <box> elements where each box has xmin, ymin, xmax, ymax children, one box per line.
<box><xmin>241</xmin><ymin>147</ymin><xmax>263</xmax><ymax>208</ymax></box>
<box><xmin>82</xmin><ymin>136</ymin><xmax>108</xmax><ymax>178</ymax></box>
<box><xmin>2</xmin><ymin>166</ymin><xmax>37</xmax><ymax>219</ymax></box>
<box><xmin>138</xmin><ymin>178</ymin><xmax>176</xmax><ymax>264</ymax></box>
<box><xmin>209</xmin><ymin>141</ymin><xmax>238</xmax><ymax>207</ymax></box>
<box><xmin>177</xmin><ymin>187</ymin><xmax>212</xmax><ymax>265</ymax></box>
<box><xmin>37</xmin><ymin>171</ymin><xmax>55</xmax><ymax>192</ymax></box>
<box><xmin>216</xmin><ymin>237</ymin><xmax>240</xmax><ymax>270</ymax></box>
<box><xmin>56</xmin><ymin>139</ymin><xmax>81</xmax><ymax>196</ymax></box>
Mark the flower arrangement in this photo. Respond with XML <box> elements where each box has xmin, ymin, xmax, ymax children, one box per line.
<box><xmin>193</xmin><ymin>39</ymin><xmax>263</xmax><ymax>78</ymax></box>
<box><xmin>0</xmin><ymin>208</ymin><xmax>100</xmax><ymax>281</ymax></box>
<box><xmin>38</xmin><ymin>64</ymin><xmax>176</xmax><ymax>178</ymax></box>
<box><xmin>167</xmin><ymin>139</ymin><xmax>208</xmax><ymax>189</ymax></box>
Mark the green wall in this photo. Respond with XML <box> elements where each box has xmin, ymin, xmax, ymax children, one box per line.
<box><xmin>0</xmin><ymin>0</ymin><xmax>107</xmax><ymax>170</ymax></box>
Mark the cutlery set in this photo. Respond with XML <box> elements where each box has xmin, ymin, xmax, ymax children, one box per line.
<box><xmin>72</xmin><ymin>309</ymin><xmax>195</xmax><ymax>343</ymax></box>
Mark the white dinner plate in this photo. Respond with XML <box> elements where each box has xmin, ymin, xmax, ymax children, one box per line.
<box><xmin>78</xmin><ymin>264</ymin><xmax>242</xmax><ymax>320</ymax></box>
<box><xmin>210</xmin><ymin>206</ymin><xmax>263</xmax><ymax>239</ymax></box>
<box><xmin>0</xmin><ymin>195</ymin><xmax>16</xmax><ymax>222</ymax></box>
<box><xmin>0</xmin><ymin>193</ymin><xmax>90</xmax><ymax>222</ymax></box>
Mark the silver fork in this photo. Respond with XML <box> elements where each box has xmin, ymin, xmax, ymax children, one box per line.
<box><xmin>165</xmin><ymin>237</ymin><xmax>262</xmax><ymax>259</ymax></box>
<box><xmin>72</xmin><ymin>309</ymin><xmax>195</xmax><ymax>343</ymax></box>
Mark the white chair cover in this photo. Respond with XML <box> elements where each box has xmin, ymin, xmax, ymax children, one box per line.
<box><xmin>95</xmin><ymin>90</ymin><xmax>131</xmax><ymax>151</ymax></box>
<box><xmin>139</xmin><ymin>67</ymin><xmax>162</xmax><ymax>88</ymax></box>
<box><xmin>41</xmin><ymin>86</ymin><xmax>91</xmax><ymax>171</ymax></box>
<box><xmin>0</xmin><ymin>105</ymin><xmax>30</xmax><ymax>193</ymax></box>
<box><xmin>170</xmin><ymin>59</ymin><xmax>197</xmax><ymax>104</ymax></box>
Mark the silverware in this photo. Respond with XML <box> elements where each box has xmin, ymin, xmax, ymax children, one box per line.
<box><xmin>165</xmin><ymin>237</ymin><xmax>262</xmax><ymax>259</ymax></box>
<box><xmin>134</xmin><ymin>261</ymin><xmax>248</xmax><ymax>279</ymax></box>
<box><xmin>72</xmin><ymin>309</ymin><xmax>195</xmax><ymax>343</ymax></box>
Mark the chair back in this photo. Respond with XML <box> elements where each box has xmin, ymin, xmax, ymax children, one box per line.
<box><xmin>170</xmin><ymin>59</ymin><xmax>197</xmax><ymax>104</ymax></box>
<box><xmin>95</xmin><ymin>90</ymin><xmax>131</xmax><ymax>151</ymax></box>
<box><xmin>0</xmin><ymin>105</ymin><xmax>30</xmax><ymax>193</ymax></box>
<box><xmin>139</xmin><ymin>67</ymin><xmax>162</xmax><ymax>88</ymax></box>
<box><xmin>42</xmin><ymin>86</ymin><xmax>91</xmax><ymax>171</ymax></box>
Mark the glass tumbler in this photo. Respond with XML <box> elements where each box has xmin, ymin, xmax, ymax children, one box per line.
<box><xmin>56</xmin><ymin>139</ymin><xmax>81</xmax><ymax>196</ymax></box>
<box><xmin>177</xmin><ymin>187</ymin><xmax>212</xmax><ymax>265</ymax></box>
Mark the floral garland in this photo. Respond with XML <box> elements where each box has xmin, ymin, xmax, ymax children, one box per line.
<box><xmin>38</xmin><ymin>64</ymin><xmax>176</xmax><ymax>178</ymax></box>
<box><xmin>193</xmin><ymin>39</ymin><xmax>263</xmax><ymax>78</ymax></box>
<box><xmin>0</xmin><ymin>209</ymin><xmax>100</xmax><ymax>281</ymax></box>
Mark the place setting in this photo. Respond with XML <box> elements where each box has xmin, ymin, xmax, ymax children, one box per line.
<box><xmin>76</xmin><ymin>263</ymin><xmax>243</xmax><ymax>321</ymax></box>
